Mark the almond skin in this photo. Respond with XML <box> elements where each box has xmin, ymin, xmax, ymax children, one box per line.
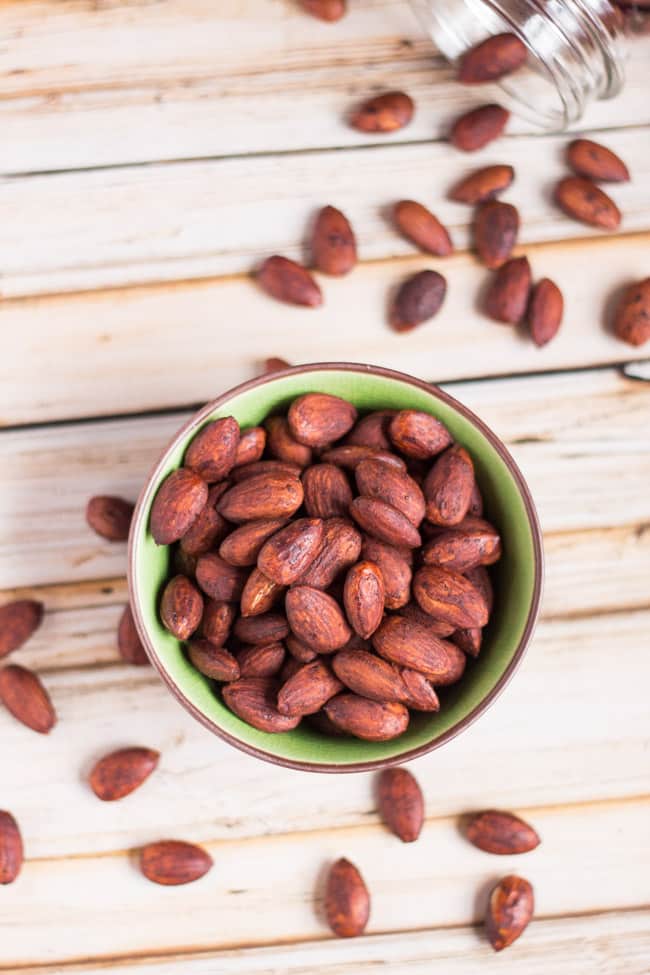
<box><xmin>179</xmin><ymin>482</ymin><xmax>230</xmax><ymax>557</ymax></box>
<box><xmin>349</xmin><ymin>90</ymin><xmax>414</xmax><ymax>133</ymax></box>
<box><xmin>346</xmin><ymin>410</ymin><xmax>396</xmax><ymax>450</ymax></box>
<box><xmin>86</xmin><ymin>495</ymin><xmax>134</xmax><ymax>541</ymax></box>
<box><xmin>388</xmin><ymin>410</ymin><xmax>452</xmax><ymax>460</ymax></box>
<box><xmin>413</xmin><ymin>565</ymin><xmax>489</xmax><ymax>628</ymax></box>
<box><xmin>240</xmin><ymin>568</ymin><xmax>285</xmax><ymax>617</ymax></box>
<box><xmin>222</xmin><ymin>676</ymin><xmax>301</xmax><ymax>732</ymax></box>
<box><xmin>0</xmin><ymin>600</ymin><xmax>43</xmax><ymax>658</ymax></box>
<box><xmin>356</xmin><ymin>458</ymin><xmax>425</xmax><ymax>527</ymax></box>
<box><xmin>527</xmin><ymin>277</ymin><xmax>564</xmax><ymax>347</ymax></box>
<box><xmin>325</xmin><ymin>858</ymin><xmax>370</xmax><ymax>938</ymax></box>
<box><xmin>360</xmin><ymin>538</ymin><xmax>412</xmax><ymax>610</ymax></box>
<box><xmin>219</xmin><ymin>518</ymin><xmax>287</xmax><ymax>567</ymax></box>
<box><xmin>300</xmin><ymin>0</ymin><xmax>346</xmax><ymax>22</ymax></box>
<box><xmin>277</xmin><ymin>659</ymin><xmax>343</xmax><ymax>716</ymax></box>
<box><xmin>286</xmin><ymin>586</ymin><xmax>352</xmax><ymax>653</ymax></box>
<box><xmin>325</xmin><ymin>694</ymin><xmax>409</xmax><ymax>741</ymax></box>
<box><xmin>117</xmin><ymin>604</ymin><xmax>149</xmax><ymax>666</ymax></box>
<box><xmin>484</xmin><ymin>256</ymin><xmax>532</xmax><ymax>324</ymax></box>
<box><xmin>390</xmin><ymin>270</ymin><xmax>447</xmax><ymax>332</ymax></box>
<box><xmin>89</xmin><ymin>747</ymin><xmax>160</xmax><ymax>801</ymax></box>
<box><xmin>486</xmin><ymin>875</ymin><xmax>534</xmax><ymax>951</ymax></box>
<box><xmin>150</xmin><ymin>468</ymin><xmax>208</xmax><ymax>546</ymax></box>
<box><xmin>399</xmin><ymin>668</ymin><xmax>440</xmax><ymax>711</ymax></box>
<box><xmin>332</xmin><ymin>648</ymin><xmax>406</xmax><ymax>703</ymax></box>
<box><xmin>450</xmin><ymin>165</ymin><xmax>514</xmax><ymax>204</ymax></box>
<box><xmin>450</xmin><ymin>104</ymin><xmax>509</xmax><ymax>152</ymax></box>
<box><xmin>350</xmin><ymin>497</ymin><xmax>421</xmax><ymax>549</ymax></box>
<box><xmin>458</xmin><ymin>33</ymin><xmax>527</xmax><ymax>83</ymax></box>
<box><xmin>613</xmin><ymin>277</ymin><xmax>650</xmax><ymax>346</ymax></box>
<box><xmin>233</xmin><ymin>426</ymin><xmax>266</xmax><ymax>468</ymax></box>
<box><xmin>372</xmin><ymin>615</ymin><xmax>459</xmax><ymax>680</ymax></box>
<box><xmin>474</xmin><ymin>201</ymin><xmax>519</xmax><ymax>269</ymax></box>
<box><xmin>257</xmin><ymin>518</ymin><xmax>324</xmax><ymax>585</ymax></box>
<box><xmin>196</xmin><ymin>553</ymin><xmax>247</xmax><ymax>602</ymax></box>
<box><xmin>302</xmin><ymin>464</ymin><xmax>353</xmax><ymax>519</ymax></box>
<box><xmin>234</xmin><ymin>613</ymin><xmax>289</xmax><ymax>645</ymax></box>
<box><xmin>424</xmin><ymin>445</ymin><xmax>475</xmax><ymax>527</ymax></box>
<box><xmin>0</xmin><ymin>665</ymin><xmax>56</xmax><ymax>734</ymax></box>
<box><xmin>322</xmin><ymin>445</ymin><xmax>406</xmax><ymax>472</ymax></box>
<box><xmin>422</xmin><ymin>517</ymin><xmax>501</xmax><ymax>571</ymax></box>
<box><xmin>297</xmin><ymin>517</ymin><xmax>362</xmax><ymax>589</ymax></box>
<box><xmin>140</xmin><ymin>840</ymin><xmax>213</xmax><ymax>886</ymax></box>
<box><xmin>0</xmin><ymin>811</ymin><xmax>23</xmax><ymax>884</ymax></box>
<box><xmin>200</xmin><ymin>599</ymin><xmax>236</xmax><ymax>646</ymax></box>
<box><xmin>238</xmin><ymin>641</ymin><xmax>286</xmax><ymax>678</ymax></box>
<box><xmin>230</xmin><ymin>459</ymin><xmax>302</xmax><ymax>483</ymax></box>
<box><xmin>554</xmin><ymin>176</ymin><xmax>621</xmax><ymax>230</ymax></box>
<box><xmin>257</xmin><ymin>255</ymin><xmax>323</xmax><ymax>307</ymax></box>
<box><xmin>567</xmin><ymin>138</ymin><xmax>630</xmax><ymax>183</ymax></box>
<box><xmin>288</xmin><ymin>393</ymin><xmax>357</xmax><ymax>448</ymax></box>
<box><xmin>393</xmin><ymin>201</ymin><xmax>453</xmax><ymax>256</ymax></box>
<box><xmin>312</xmin><ymin>205</ymin><xmax>357</xmax><ymax>275</ymax></box>
<box><xmin>160</xmin><ymin>574</ymin><xmax>204</xmax><ymax>640</ymax></box>
<box><xmin>217</xmin><ymin>472</ymin><xmax>304</xmax><ymax>522</ymax></box>
<box><xmin>466</xmin><ymin>810</ymin><xmax>541</xmax><ymax>855</ymax></box>
<box><xmin>265</xmin><ymin>416</ymin><xmax>313</xmax><ymax>467</ymax></box>
<box><xmin>377</xmin><ymin>767</ymin><xmax>424</xmax><ymax>842</ymax></box>
<box><xmin>343</xmin><ymin>561</ymin><xmax>385</xmax><ymax>639</ymax></box>
<box><xmin>184</xmin><ymin>416</ymin><xmax>240</xmax><ymax>483</ymax></box>
<box><xmin>188</xmin><ymin>638</ymin><xmax>240</xmax><ymax>681</ymax></box>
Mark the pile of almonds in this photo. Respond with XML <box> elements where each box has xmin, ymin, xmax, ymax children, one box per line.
<box><xmin>149</xmin><ymin>393</ymin><xmax>500</xmax><ymax>740</ymax></box>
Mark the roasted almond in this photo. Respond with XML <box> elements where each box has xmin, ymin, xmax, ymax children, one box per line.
<box><xmin>222</xmin><ymin>676</ymin><xmax>301</xmax><ymax>732</ymax></box>
<box><xmin>117</xmin><ymin>604</ymin><xmax>149</xmax><ymax>666</ymax></box>
<box><xmin>466</xmin><ymin>810</ymin><xmax>541</xmax><ymax>855</ymax></box>
<box><xmin>300</xmin><ymin>0</ymin><xmax>346</xmax><ymax>22</ymax></box>
<box><xmin>413</xmin><ymin>565</ymin><xmax>489</xmax><ymax>628</ymax></box>
<box><xmin>0</xmin><ymin>665</ymin><xmax>56</xmax><ymax>734</ymax></box>
<box><xmin>393</xmin><ymin>201</ymin><xmax>453</xmax><ymax>256</ymax></box>
<box><xmin>422</xmin><ymin>516</ymin><xmax>501</xmax><ymax>571</ymax></box>
<box><xmin>325</xmin><ymin>858</ymin><xmax>370</xmax><ymax>938</ymax></box>
<box><xmin>285</xmin><ymin>633</ymin><xmax>318</xmax><ymax>663</ymax></box>
<box><xmin>372</xmin><ymin>615</ymin><xmax>458</xmax><ymax>680</ymax></box>
<box><xmin>345</xmin><ymin>410</ymin><xmax>396</xmax><ymax>450</ymax></box>
<box><xmin>468</xmin><ymin>480</ymin><xmax>484</xmax><ymax>517</ymax></box>
<box><xmin>196</xmin><ymin>553</ymin><xmax>247</xmax><ymax>603</ymax></box>
<box><xmin>219</xmin><ymin>518</ymin><xmax>286</xmax><ymax>567</ymax></box>
<box><xmin>0</xmin><ymin>600</ymin><xmax>43</xmax><ymax>659</ymax></box>
<box><xmin>424</xmin><ymin>444</ymin><xmax>475</xmax><ymax>527</ymax></box>
<box><xmin>312</xmin><ymin>205</ymin><xmax>357</xmax><ymax>275</ymax></box>
<box><xmin>280</xmin><ymin>656</ymin><xmax>304</xmax><ymax>683</ymax></box>
<box><xmin>350</xmin><ymin>497</ymin><xmax>421</xmax><ymax>549</ymax></box>
<box><xmin>377</xmin><ymin>767</ymin><xmax>424</xmax><ymax>842</ymax></box>
<box><xmin>288</xmin><ymin>393</ymin><xmax>357</xmax><ymax>448</ymax></box>
<box><xmin>234</xmin><ymin>613</ymin><xmax>289</xmax><ymax>645</ymax></box>
<box><xmin>400</xmin><ymin>600</ymin><xmax>455</xmax><ymax>638</ymax></box>
<box><xmin>343</xmin><ymin>562</ymin><xmax>385</xmax><ymax>639</ymax></box>
<box><xmin>567</xmin><ymin>138</ymin><xmax>630</xmax><ymax>183</ymax></box>
<box><xmin>0</xmin><ymin>811</ymin><xmax>23</xmax><ymax>885</ymax></box>
<box><xmin>286</xmin><ymin>586</ymin><xmax>352</xmax><ymax>652</ymax></box>
<box><xmin>89</xmin><ymin>746</ymin><xmax>160</xmax><ymax>801</ymax></box>
<box><xmin>184</xmin><ymin>416</ymin><xmax>240</xmax><ymax>483</ymax></box>
<box><xmin>179</xmin><ymin>482</ymin><xmax>230</xmax><ymax>557</ymax></box>
<box><xmin>230</xmin><ymin>459</ymin><xmax>302</xmax><ymax>483</ymax></box>
<box><xmin>554</xmin><ymin>176</ymin><xmax>621</xmax><ymax>230</ymax></box>
<box><xmin>200</xmin><ymin>599</ymin><xmax>236</xmax><ymax>646</ymax></box>
<box><xmin>474</xmin><ymin>201</ymin><xmax>519</xmax><ymax>269</ymax></box>
<box><xmin>458</xmin><ymin>33</ymin><xmax>527</xmax><ymax>83</ymax></box>
<box><xmin>86</xmin><ymin>495</ymin><xmax>134</xmax><ymax>541</ymax></box>
<box><xmin>240</xmin><ymin>568</ymin><xmax>285</xmax><ymax>617</ymax></box>
<box><xmin>160</xmin><ymin>574</ymin><xmax>204</xmax><ymax>640</ymax></box>
<box><xmin>297</xmin><ymin>517</ymin><xmax>362</xmax><ymax>589</ymax></box>
<box><xmin>399</xmin><ymin>668</ymin><xmax>440</xmax><ymax>711</ymax></box>
<box><xmin>613</xmin><ymin>277</ymin><xmax>650</xmax><ymax>346</ymax></box>
<box><xmin>432</xmin><ymin>640</ymin><xmax>466</xmax><ymax>686</ymax></box>
<box><xmin>238</xmin><ymin>641</ymin><xmax>286</xmax><ymax>678</ymax></box>
<box><xmin>261</xmin><ymin>357</ymin><xmax>291</xmax><ymax>374</ymax></box>
<box><xmin>217</xmin><ymin>472</ymin><xmax>304</xmax><ymax>522</ymax></box>
<box><xmin>486</xmin><ymin>875</ymin><xmax>534</xmax><ymax>951</ymax></box>
<box><xmin>527</xmin><ymin>277</ymin><xmax>564</xmax><ymax>347</ymax></box>
<box><xmin>140</xmin><ymin>840</ymin><xmax>213</xmax><ymax>886</ymax></box>
<box><xmin>450</xmin><ymin>103</ymin><xmax>509</xmax><ymax>152</ymax></box>
<box><xmin>325</xmin><ymin>694</ymin><xmax>409</xmax><ymax>741</ymax></box>
<box><xmin>453</xmin><ymin>626</ymin><xmax>482</xmax><ymax>657</ymax></box>
<box><xmin>322</xmin><ymin>445</ymin><xmax>406</xmax><ymax>472</ymax></box>
<box><xmin>258</xmin><ymin>517</ymin><xmax>325</xmax><ymax>585</ymax></box>
<box><xmin>332</xmin><ymin>648</ymin><xmax>406</xmax><ymax>702</ymax></box>
<box><xmin>277</xmin><ymin>659</ymin><xmax>343</xmax><ymax>716</ymax></box>
<box><xmin>361</xmin><ymin>537</ymin><xmax>412</xmax><ymax>610</ymax></box>
<box><xmin>356</xmin><ymin>458</ymin><xmax>425</xmax><ymax>527</ymax></box>
<box><xmin>450</xmin><ymin>164</ymin><xmax>514</xmax><ymax>204</ymax></box>
<box><xmin>257</xmin><ymin>255</ymin><xmax>323</xmax><ymax>307</ymax></box>
<box><xmin>388</xmin><ymin>410</ymin><xmax>452</xmax><ymax>460</ymax></box>
<box><xmin>466</xmin><ymin>564</ymin><xmax>494</xmax><ymax>612</ymax></box>
<box><xmin>349</xmin><ymin>90</ymin><xmax>414</xmax><ymax>133</ymax></box>
<box><xmin>188</xmin><ymin>638</ymin><xmax>240</xmax><ymax>681</ymax></box>
<box><xmin>233</xmin><ymin>426</ymin><xmax>266</xmax><ymax>468</ymax></box>
<box><xmin>265</xmin><ymin>416</ymin><xmax>312</xmax><ymax>467</ymax></box>
<box><xmin>302</xmin><ymin>464</ymin><xmax>353</xmax><ymax>519</ymax></box>
<box><xmin>484</xmin><ymin>255</ymin><xmax>532</xmax><ymax>324</ymax></box>
<box><xmin>150</xmin><ymin>468</ymin><xmax>208</xmax><ymax>546</ymax></box>
<box><xmin>390</xmin><ymin>270</ymin><xmax>447</xmax><ymax>332</ymax></box>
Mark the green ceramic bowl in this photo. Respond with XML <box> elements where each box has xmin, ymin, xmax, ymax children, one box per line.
<box><xmin>128</xmin><ymin>363</ymin><xmax>543</xmax><ymax>772</ymax></box>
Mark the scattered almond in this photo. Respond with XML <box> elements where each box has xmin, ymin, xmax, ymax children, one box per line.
<box><xmin>0</xmin><ymin>600</ymin><xmax>43</xmax><ymax>659</ymax></box>
<box><xmin>312</xmin><ymin>205</ymin><xmax>357</xmax><ymax>275</ymax></box>
<box><xmin>390</xmin><ymin>270</ymin><xmax>447</xmax><ymax>332</ymax></box>
<box><xmin>117</xmin><ymin>604</ymin><xmax>149</xmax><ymax>666</ymax></box>
<box><xmin>484</xmin><ymin>256</ymin><xmax>532</xmax><ymax>324</ymax></box>
<box><xmin>86</xmin><ymin>495</ymin><xmax>134</xmax><ymax>541</ymax></box>
<box><xmin>458</xmin><ymin>33</ymin><xmax>528</xmax><ymax>83</ymax></box>
<box><xmin>139</xmin><ymin>840</ymin><xmax>213</xmax><ymax>886</ymax></box>
<box><xmin>527</xmin><ymin>277</ymin><xmax>564</xmax><ymax>346</ymax></box>
<box><xmin>466</xmin><ymin>810</ymin><xmax>541</xmax><ymax>855</ymax></box>
<box><xmin>0</xmin><ymin>811</ymin><xmax>23</xmax><ymax>885</ymax></box>
<box><xmin>450</xmin><ymin>104</ymin><xmax>509</xmax><ymax>152</ymax></box>
<box><xmin>89</xmin><ymin>747</ymin><xmax>160</xmax><ymax>801</ymax></box>
<box><xmin>393</xmin><ymin>201</ymin><xmax>453</xmax><ymax>256</ymax></box>
<box><xmin>474</xmin><ymin>201</ymin><xmax>519</xmax><ymax>269</ymax></box>
<box><xmin>613</xmin><ymin>277</ymin><xmax>650</xmax><ymax>346</ymax></box>
<box><xmin>377</xmin><ymin>767</ymin><xmax>424</xmax><ymax>842</ymax></box>
<box><xmin>325</xmin><ymin>858</ymin><xmax>370</xmax><ymax>937</ymax></box>
<box><xmin>257</xmin><ymin>255</ymin><xmax>323</xmax><ymax>307</ymax></box>
<box><xmin>349</xmin><ymin>90</ymin><xmax>414</xmax><ymax>133</ymax></box>
<box><xmin>486</xmin><ymin>875</ymin><xmax>534</xmax><ymax>951</ymax></box>
<box><xmin>567</xmin><ymin>138</ymin><xmax>630</xmax><ymax>183</ymax></box>
<box><xmin>554</xmin><ymin>176</ymin><xmax>621</xmax><ymax>230</ymax></box>
<box><xmin>0</xmin><ymin>664</ymin><xmax>56</xmax><ymax>734</ymax></box>
<box><xmin>450</xmin><ymin>165</ymin><xmax>514</xmax><ymax>204</ymax></box>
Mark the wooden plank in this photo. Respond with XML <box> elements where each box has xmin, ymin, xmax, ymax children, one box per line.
<box><xmin>1</xmin><ymin>126</ymin><xmax>647</xmax><ymax>298</ymax></box>
<box><xmin>12</xmin><ymin>909</ymin><xmax>650</xmax><ymax>975</ymax></box>
<box><xmin>0</xmin><ymin>795</ymin><xmax>647</xmax><ymax>967</ymax></box>
<box><xmin>2</xmin><ymin>366</ymin><xmax>649</xmax><ymax>588</ymax></box>
<box><xmin>3</xmin><ymin>234</ymin><xmax>650</xmax><ymax>427</ymax></box>
<box><xmin>3</xmin><ymin>607</ymin><xmax>649</xmax><ymax>861</ymax></box>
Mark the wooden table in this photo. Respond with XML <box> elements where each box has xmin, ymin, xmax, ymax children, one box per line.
<box><xmin>2</xmin><ymin>2</ymin><xmax>649</xmax><ymax>972</ymax></box>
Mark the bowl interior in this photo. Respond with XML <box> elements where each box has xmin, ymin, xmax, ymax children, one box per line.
<box><xmin>131</xmin><ymin>366</ymin><xmax>540</xmax><ymax>769</ymax></box>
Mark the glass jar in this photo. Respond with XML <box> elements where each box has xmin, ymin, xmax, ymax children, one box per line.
<box><xmin>409</xmin><ymin>0</ymin><xmax>627</xmax><ymax>129</ymax></box>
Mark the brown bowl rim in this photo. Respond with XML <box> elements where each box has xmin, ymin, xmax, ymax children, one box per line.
<box><xmin>128</xmin><ymin>361</ymin><xmax>544</xmax><ymax>774</ymax></box>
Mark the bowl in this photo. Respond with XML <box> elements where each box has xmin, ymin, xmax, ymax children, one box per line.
<box><xmin>128</xmin><ymin>362</ymin><xmax>543</xmax><ymax>772</ymax></box>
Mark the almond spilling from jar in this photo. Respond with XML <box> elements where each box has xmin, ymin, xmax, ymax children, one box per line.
<box><xmin>450</xmin><ymin>165</ymin><xmax>515</xmax><ymax>204</ymax></box>
<box><xmin>458</xmin><ymin>33</ymin><xmax>528</xmax><ymax>83</ymax></box>
<box><xmin>393</xmin><ymin>201</ymin><xmax>453</xmax><ymax>256</ymax></box>
<box><xmin>377</xmin><ymin>767</ymin><xmax>424</xmax><ymax>842</ymax></box>
<box><xmin>567</xmin><ymin>138</ymin><xmax>630</xmax><ymax>183</ymax></box>
<box><xmin>450</xmin><ymin>103</ymin><xmax>510</xmax><ymax>152</ymax></box>
<box><xmin>325</xmin><ymin>858</ymin><xmax>370</xmax><ymax>938</ymax></box>
<box><xmin>349</xmin><ymin>90</ymin><xmax>414</xmax><ymax>133</ymax></box>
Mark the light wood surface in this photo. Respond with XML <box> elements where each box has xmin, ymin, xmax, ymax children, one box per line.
<box><xmin>1</xmin><ymin>1</ymin><xmax>649</xmax><ymax>973</ymax></box>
